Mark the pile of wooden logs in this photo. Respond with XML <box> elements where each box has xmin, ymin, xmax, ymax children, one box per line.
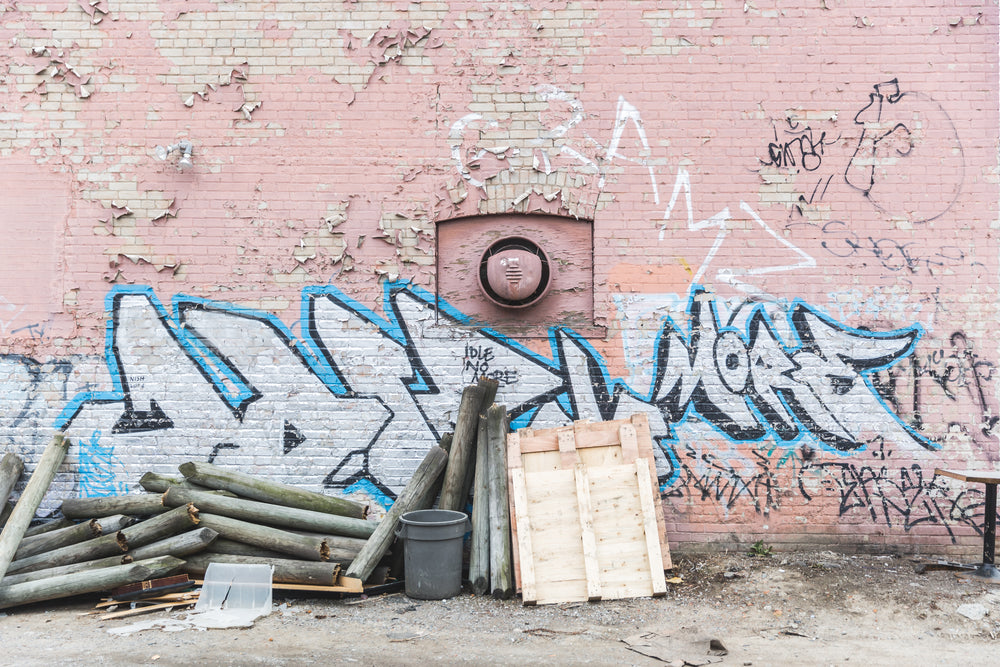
<box><xmin>0</xmin><ymin>378</ymin><xmax>516</xmax><ymax>610</ymax></box>
<box><xmin>0</xmin><ymin>437</ymin><xmax>374</xmax><ymax>610</ymax></box>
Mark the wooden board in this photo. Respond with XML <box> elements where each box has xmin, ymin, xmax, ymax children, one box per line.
<box><xmin>507</xmin><ymin>413</ymin><xmax>672</xmax><ymax>595</ymax></box>
<box><xmin>510</xmin><ymin>458</ymin><xmax>666</xmax><ymax>605</ymax></box>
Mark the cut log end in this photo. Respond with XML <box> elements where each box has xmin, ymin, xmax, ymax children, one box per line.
<box><xmin>187</xmin><ymin>503</ymin><xmax>200</xmax><ymax>524</ymax></box>
<box><xmin>320</xmin><ymin>541</ymin><xmax>330</xmax><ymax>562</ymax></box>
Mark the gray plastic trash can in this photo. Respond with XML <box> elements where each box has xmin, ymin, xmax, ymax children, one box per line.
<box><xmin>397</xmin><ymin>509</ymin><xmax>470</xmax><ymax>600</ymax></box>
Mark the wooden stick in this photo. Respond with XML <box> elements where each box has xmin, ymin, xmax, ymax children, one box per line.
<box><xmin>3</xmin><ymin>526</ymin><xmax>211</xmax><ymax>587</ymax></box>
<box><xmin>0</xmin><ymin>556</ymin><xmax>185</xmax><ymax>611</ymax></box>
<box><xmin>0</xmin><ymin>453</ymin><xmax>24</xmax><ymax>506</ymax></box>
<box><xmin>345</xmin><ymin>445</ymin><xmax>449</xmax><ymax>582</ymax></box>
<box><xmin>14</xmin><ymin>518</ymin><xmax>100</xmax><ymax>560</ymax></box>
<box><xmin>139</xmin><ymin>472</ymin><xmax>237</xmax><ymax>497</ymax></box>
<box><xmin>469</xmin><ymin>413</ymin><xmax>491</xmax><ymax>595</ymax></box>
<box><xmin>0</xmin><ymin>501</ymin><xmax>12</xmax><ymax>531</ymax></box>
<box><xmin>182</xmin><ymin>553</ymin><xmax>342</xmax><ymax>586</ymax></box>
<box><xmin>127</xmin><ymin>526</ymin><xmax>219</xmax><ymax>561</ymax></box>
<box><xmin>100</xmin><ymin>599</ymin><xmax>196</xmax><ymax>620</ymax></box>
<box><xmin>0</xmin><ymin>434</ymin><xmax>71</xmax><ymax>581</ymax></box>
<box><xmin>161</xmin><ymin>486</ymin><xmax>376</xmax><ymax>539</ymax></box>
<box><xmin>414</xmin><ymin>433</ymin><xmax>451</xmax><ymax>510</ymax></box>
<box><xmin>460</xmin><ymin>378</ymin><xmax>499</xmax><ymax>498</ymax></box>
<box><xmin>439</xmin><ymin>384</ymin><xmax>487</xmax><ymax>512</ymax></box>
<box><xmin>22</xmin><ymin>517</ymin><xmax>74</xmax><ymax>538</ymax></box>
<box><xmin>486</xmin><ymin>404</ymin><xmax>513</xmax><ymax>599</ymax></box>
<box><xmin>179</xmin><ymin>461</ymin><xmax>368</xmax><ymax>519</ymax></box>
<box><xmin>196</xmin><ymin>513</ymin><xmax>333</xmax><ymax>562</ymax></box>
<box><xmin>7</xmin><ymin>503</ymin><xmax>199</xmax><ymax>575</ymax></box>
<box><xmin>14</xmin><ymin>514</ymin><xmax>133</xmax><ymax>561</ymax></box>
<box><xmin>207</xmin><ymin>537</ymin><xmax>289</xmax><ymax>560</ymax></box>
<box><xmin>61</xmin><ymin>494</ymin><xmax>167</xmax><ymax>519</ymax></box>
<box><xmin>138</xmin><ymin>472</ymin><xmax>188</xmax><ymax>493</ymax></box>
<box><xmin>1</xmin><ymin>553</ymin><xmax>130</xmax><ymax>587</ymax></box>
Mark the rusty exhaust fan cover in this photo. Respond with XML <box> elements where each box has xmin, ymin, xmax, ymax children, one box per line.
<box><xmin>478</xmin><ymin>237</ymin><xmax>551</xmax><ymax>308</ymax></box>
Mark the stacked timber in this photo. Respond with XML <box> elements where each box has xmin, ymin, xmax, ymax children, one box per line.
<box><xmin>0</xmin><ymin>391</ymin><xmax>519</xmax><ymax>610</ymax></box>
<box><xmin>0</xmin><ymin>439</ymin><xmax>394</xmax><ymax>610</ymax></box>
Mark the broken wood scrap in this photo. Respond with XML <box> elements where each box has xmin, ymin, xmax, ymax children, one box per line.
<box><xmin>196</xmin><ymin>513</ymin><xmax>332</xmax><ymax>562</ymax></box>
<box><xmin>61</xmin><ymin>493</ymin><xmax>167</xmax><ymax>519</ymax></box>
<box><xmin>486</xmin><ymin>404</ymin><xmax>513</xmax><ymax>599</ymax></box>
<box><xmin>96</xmin><ymin>590</ymin><xmax>199</xmax><ymax>608</ymax></box>
<box><xmin>469</xmin><ymin>413</ymin><xmax>491</xmax><ymax>596</ymax></box>
<box><xmin>0</xmin><ymin>555</ymin><xmax>185</xmax><ymax>611</ymax></box>
<box><xmin>6</xmin><ymin>503</ymin><xmax>199</xmax><ymax>575</ymax></box>
<box><xmin>438</xmin><ymin>383</ymin><xmax>487</xmax><ymax>512</ymax></box>
<box><xmin>183</xmin><ymin>553</ymin><xmax>342</xmax><ymax>586</ymax></box>
<box><xmin>109</xmin><ymin>573</ymin><xmax>193</xmax><ymax>601</ymax></box>
<box><xmin>345</xmin><ymin>444</ymin><xmax>449</xmax><ymax>582</ymax></box>
<box><xmin>178</xmin><ymin>461</ymin><xmax>368</xmax><ymax>519</ymax></box>
<box><xmin>0</xmin><ymin>434</ymin><xmax>72</xmax><ymax>581</ymax></box>
<box><xmin>161</xmin><ymin>485</ymin><xmax>376</xmax><ymax>539</ymax></box>
<box><xmin>100</xmin><ymin>599</ymin><xmax>196</xmax><ymax>621</ymax></box>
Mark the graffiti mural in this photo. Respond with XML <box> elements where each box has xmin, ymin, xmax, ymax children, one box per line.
<box><xmin>844</xmin><ymin>78</ymin><xmax>964</xmax><ymax>223</ymax></box>
<box><xmin>53</xmin><ymin>281</ymin><xmax>944</xmax><ymax>519</ymax></box>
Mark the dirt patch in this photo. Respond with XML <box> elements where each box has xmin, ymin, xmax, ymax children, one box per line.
<box><xmin>3</xmin><ymin>549</ymin><xmax>999</xmax><ymax>665</ymax></box>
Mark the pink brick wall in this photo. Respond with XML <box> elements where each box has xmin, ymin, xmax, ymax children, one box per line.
<box><xmin>0</xmin><ymin>1</ymin><xmax>997</xmax><ymax>555</ymax></box>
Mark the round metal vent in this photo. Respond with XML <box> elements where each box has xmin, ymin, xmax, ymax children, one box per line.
<box><xmin>478</xmin><ymin>237</ymin><xmax>551</xmax><ymax>308</ymax></box>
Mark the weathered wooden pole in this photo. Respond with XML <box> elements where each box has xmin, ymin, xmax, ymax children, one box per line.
<box><xmin>468</xmin><ymin>413</ymin><xmax>491</xmax><ymax>595</ymax></box>
<box><xmin>22</xmin><ymin>517</ymin><xmax>74</xmax><ymax>538</ymax></box>
<box><xmin>0</xmin><ymin>556</ymin><xmax>185</xmax><ymax>610</ymax></box>
<box><xmin>0</xmin><ymin>453</ymin><xmax>24</xmax><ymax>507</ymax></box>
<box><xmin>1</xmin><ymin>553</ymin><xmax>128</xmax><ymax>587</ymax></box>
<box><xmin>207</xmin><ymin>537</ymin><xmax>288</xmax><ymax>560</ymax></box>
<box><xmin>179</xmin><ymin>461</ymin><xmax>368</xmax><ymax>519</ymax></box>
<box><xmin>3</xmin><ymin>525</ymin><xmax>219</xmax><ymax>586</ymax></box>
<box><xmin>0</xmin><ymin>502</ymin><xmax>12</xmax><ymax>531</ymax></box>
<box><xmin>19</xmin><ymin>519</ymin><xmax>104</xmax><ymax>560</ymax></box>
<box><xmin>61</xmin><ymin>494</ymin><xmax>167</xmax><ymax>519</ymax></box>
<box><xmin>183</xmin><ymin>553</ymin><xmax>342</xmax><ymax>586</ymax></box>
<box><xmin>415</xmin><ymin>433</ymin><xmax>452</xmax><ymax>510</ymax></box>
<box><xmin>438</xmin><ymin>384</ymin><xmax>487</xmax><ymax>512</ymax></box>
<box><xmin>126</xmin><ymin>526</ymin><xmax>219</xmax><ymax>561</ymax></box>
<box><xmin>162</xmin><ymin>486</ymin><xmax>376</xmax><ymax>539</ymax></box>
<box><xmin>486</xmin><ymin>404</ymin><xmax>513</xmax><ymax>599</ymax></box>
<box><xmin>345</xmin><ymin>444</ymin><xmax>449</xmax><ymax>582</ymax></box>
<box><xmin>196</xmin><ymin>513</ymin><xmax>332</xmax><ymax>562</ymax></box>
<box><xmin>461</xmin><ymin>378</ymin><xmax>499</xmax><ymax>499</ymax></box>
<box><xmin>0</xmin><ymin>434</ymin><xmax>71</xmax><ymax>581</ymax></box>
<box><xmin>138</xmin><ymin>472</ymin><xmax>190</xmax><ymax>493</ymax></box>
<box><xmin>7</xmin><ymin>503</ymin><xmax>199</xmax><ymax>575</ymax></box>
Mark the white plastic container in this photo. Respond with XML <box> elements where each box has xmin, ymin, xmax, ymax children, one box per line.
<box><xmin>195</xmin><ymin>562</ymin><xmax>273</xmax><ymax>614</ymax></box>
